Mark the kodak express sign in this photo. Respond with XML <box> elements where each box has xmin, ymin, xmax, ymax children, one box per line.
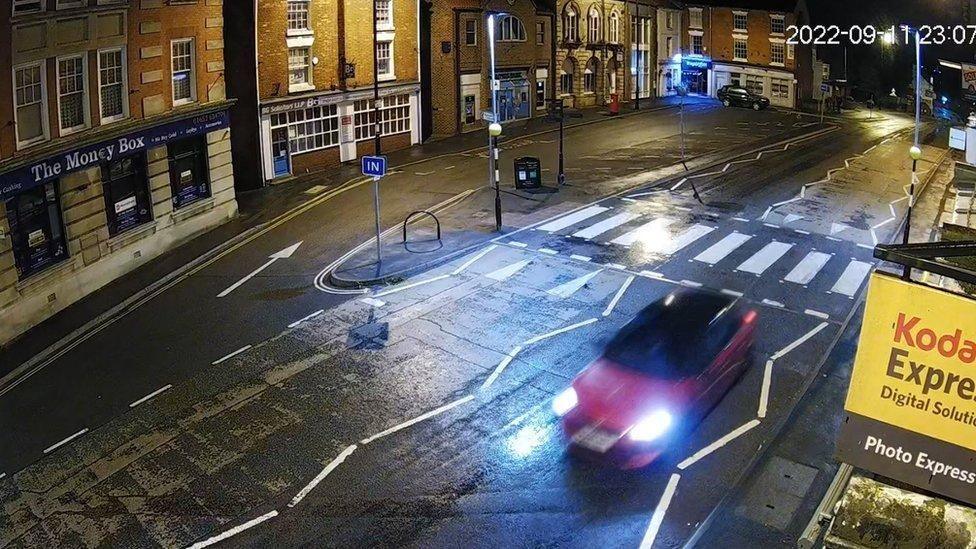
<box><xmin>838</xmin><ymin>272</ymin><xmax>976</xmax><ymax>505</ymax></box>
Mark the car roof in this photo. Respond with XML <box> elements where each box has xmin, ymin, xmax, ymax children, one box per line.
<box><xmin>635</xmin><ymin>290</ymin><xmax>737</xmax><ymax>334</ymax></box>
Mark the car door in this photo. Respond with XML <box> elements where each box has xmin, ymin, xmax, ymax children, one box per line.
<box><xmin>695</xmin><ymin>317</ymin><xmax>742</xmax><ymax>410</ymax></box>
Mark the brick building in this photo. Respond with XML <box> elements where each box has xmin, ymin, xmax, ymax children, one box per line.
<box><xmin>425</xmin><ymin>0</ymin><xmax>555</xmax><ymax>137</ymax></box>
<box><xmin>225</xmin><ymin>0</ymin><xmax>422</xmax><ymax>187</ymax></box>
<box><xmin>673</xmin><ymin>0</ymin><xmax>810</xmax><ymax>108</ymax></box>
<box><xmin>0</xmin><ymin>0</ymin><xmax>236</xmax><ymax>345</ymax></box>
<box><xmin>554</xmin><ymin>0</ymin><xmax>633</xmax><ymax>109</ymax></box>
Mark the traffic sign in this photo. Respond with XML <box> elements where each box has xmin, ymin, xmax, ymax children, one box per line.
<box><xmin>361</xmin><ymin>155</ymin><xmax>387</xmax><ymax>178</ymax></box>
<box><xmin>820</xmin><ymin>83</ymin><xmax>830</xmax><ymax>93</ymax></box>
<box><xmin>482</xmin><ymin>111</ymin><xmax>496</xmax><ymax>123</ymax></box>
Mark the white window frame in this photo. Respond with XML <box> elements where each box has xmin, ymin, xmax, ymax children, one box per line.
<box><xmin>56</xmin><ymin>54</ymin><xmax>90</xmax><ymax>136</ymax></box>
<box><xmin>375</xmin><ymin>0</ymin><xmax>393</xmax><ymax>31</ymax></box>
<box><xmin>97</xmin><ymin>47</ymin><xmax>129</xmax><ymax>124</ymax></box>
<box><xmin>288</xmin><ymin>46</ymin><xmax>313</xmax><ymax>92</ymax></box>
<box><xmin>286</xmin><ymin>0</ymin><xmax>311</xmax><ymax>35</ymax></box>
<box><xmin>692</xmin><ymin>35</ymin><xmax>704</xmax><ymax>55</ymax></box>
<box><xmin>608</xmin><ymin>11</ymin><xmax>619</xmax><ymax>44</ymax></box>
<box><xmin>465</xmin><ymin>19</ymin><xmax>478</xmax><ymax>46</ymax></box>
<box><xmin>270</xmin><ymin>105</ymin><xmax>340</xmax><ymax>154</ymax></box>
<box><xmin>12</xmin><ymin>0</ymin><xmax>44</xmax><ymax>15</ymax></box>
<box><xmin>587</xmin><ymin>7</ymin><xmax>601</xmax><ymax>43</ymax></box>
<box><xmin>733</xmin><ymin>38</ymin><xmax>748</xmax><ymax>62</ymax></box>
<box><xmin>770</xmin><ymin>15</ymin><xmax>785</xmax><ymax>35</ymax></box>
<box><xmin>171</xmin><ymin>38</ymin><xmax>197</xmax><ymax>106</ymax></box>
<box><xmin>376</xmin><ymin>39</ymin><xmax>395</xmax><ymax>81</ymax></box>
<box><xmin>497</xmin><ymin>15</ymin><xmax>526</xmax><ymax>42</ymax></box>
<box><xmin>689</xmin><ymin>8</ymin><xmax>702</xmax><ymax>29</ymax></box>
<box><xmin>770</xmin><ymin>41</ymin><xmax>785</xmax><ymax>66</ymax></box>
<box><xmin>12</xmin><ymin>60</ymin><xmax>49</xmax><ymax>149</ymax></box>
<box><xmin>537</xmin><ymin>21</ymin><xmax>545</xmax><ymax>45</ymax></box>
<box><xmin>733</xmin><ymin>11</ymin><xmax>748</xmax><ymax>33</ymax></box>
<box><xmin>564</xmin><ymin>7</ymin><xmax>578</xmax><ymax>42</ymax></box>
<box><xmin>353</xmin><ymin>94</ymin><xmax>411</xmax><ymax>142</ymax></box>
<box><xmin>583</xmin><ymin>58</ymin><xmax>598</xmax><ymax>94</ymax></box>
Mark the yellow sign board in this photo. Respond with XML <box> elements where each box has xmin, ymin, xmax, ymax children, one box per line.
<box><xmin>846</xmin><ymin>272</ymin><xmax>976</xmax><ymax>452</ymax></box>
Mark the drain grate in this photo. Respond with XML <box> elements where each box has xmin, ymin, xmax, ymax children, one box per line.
<box><xmin>736</xmin><ymin>455</ymin><xmax>820</xmax><ymax>530</ymax></box>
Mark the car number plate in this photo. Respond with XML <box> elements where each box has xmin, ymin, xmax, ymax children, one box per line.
<box><xmin>572</xmin><ymin>425</ymin><xmax>620</xmax><ymax>453</ymax></box>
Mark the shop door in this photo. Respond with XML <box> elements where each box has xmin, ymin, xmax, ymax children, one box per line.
<box><xmin>715</xmin><ymin>73</ymin><xmax>729</xmax><ymax>93</ymax></box>
<box><xmin>168</xmin><ymin>136</ymin><xmax>211</xmax><ymax>209</ymax></box>
<box><xmin>498</xmin><ymin>73</ymin><xmax>530</xmax><ymax>122</ymax></box>
<box><xmin>271</xmin><ymin>126</ymin><xmax>291</xmax><ymax>178</ymax></box>
<box><xmin>5</xmin><ymin>181</ymin><xmax>68</xmax><ymax>278</ymax></box>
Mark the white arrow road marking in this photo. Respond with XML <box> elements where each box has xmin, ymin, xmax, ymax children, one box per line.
<box><xmin>639</xmin><ymin>473</ymin><xmax>681</xmax><ymax>549</ymax></box>
<box><xmin>217</xmin><ymin>241</ymin><xmax>303</xmax><ymax>298</ymax></box>
<box><xmin>782</xmin><ymin>213</ymin><xmax>804</xmax><ymax>225</ymax></box>
<box><xmin>486</xmin><ymin>259</ymin><xmax>532</xmax><ymax>281</ymax></box>
<box><xmin>547</xmin><ymin>270</ymin><xmax>604</xmax><ymax>299</ymax></box>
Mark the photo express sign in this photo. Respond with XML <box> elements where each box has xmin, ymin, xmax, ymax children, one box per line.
<box><xmin>963</xmin><ymin>63</ymin><xmax>976</xmax><ymax>102</ymax></box>
<box><xmin>837</xmin><ymin>273</ymin><xmax>976</xmax><ymax>505</ymax></box>
<box><xmin>0</xmin><ymin>110</ymin><xmax>230</xmax><ymax>202</ymax></box>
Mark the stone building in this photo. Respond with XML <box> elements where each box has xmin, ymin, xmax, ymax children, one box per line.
<box><xmin>0</xmin><ymin>0</ymin><xmax>236</xmax><ymax>345</ymax></box>
<box><xmin>224</xmin><ymin>0</ymin><xmax>422</xmax><ymax>188</ymax></box>
<box><xmin>424</xmin><ymin>0</ymin><xmax>555</xmax><ymax>137</ymax></box>
<box><xmin>675</xmin><ymin>0</ymin><xmax>811</xmax><ymax>108</ymax></box>
<box><xmin>554</xmin><ymin>0</ymin><xmax>632</xmax><ymax>109</ymax></box>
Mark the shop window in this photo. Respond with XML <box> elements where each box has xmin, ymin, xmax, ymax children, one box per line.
<box><xmin>536</xmin><ymin>79</ymin><xmax>546</xmax><ymax>108</ymax></box>
<box><xmin>463</xmin><ymin>94</ymin><xmax>476</xmax><ymax>124</ymax></box>
<box><xmin>745</xmin><ymin>75</ymin><xmax>764</xmax><ymax>96</ymax></box>
<box><xmin>6</xmin><ymin>182</ymin><xmax>68</xmax><ymax>279</ymax></box>
<box><xmin>102</xmin><ymin>154</ymin><xmax>152</xmax><ymax>236</ymax></box>
<box><xmin>353</xmin><ymin>94</ymin><xmax>411</xmax><ymax>141</ymax></box>
<box><xmin>167</xmin><ymin>136</ymin><xmax>211</xmax><ymax>209</ymax></box>
<box><xmin>12</xmin><ymin>0</ymin><xmax>44</xmax><ymax>14</ymax></box>
<box><xmin>13</xmin><ymin>61</ymin><xmax>48</xmax><ymax>148</ymax></box>
<box><xmin>771</xmin><ymin>78</ymin><xmax>790</xmax><ymax>98</ymax></box>
<box><xmin>271</xmin><ymin>105</ymin><xmax>340</xmax><ymax>154</ymax></box>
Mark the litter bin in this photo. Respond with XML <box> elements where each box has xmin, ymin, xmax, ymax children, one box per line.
<box><xmin>609</xmin><ymin>93</ymin><xmax>620</xmax><ymax>115</ymax></box>
<box><xmin>514</xmin><ymin>157</ymin><xmax>542</xmax><ymax>190</ymax></box>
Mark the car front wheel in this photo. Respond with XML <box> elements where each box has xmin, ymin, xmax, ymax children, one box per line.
<box><xmin>723</xmin><ymin>99</ymin><xmax>732</xmax><ymax>107</ymax></box>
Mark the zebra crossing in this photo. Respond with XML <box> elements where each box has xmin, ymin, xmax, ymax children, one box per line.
<box><xmin>500</xmin><ymin>201</ymin><xmax>877</xmax><ymax>316</ymax></box>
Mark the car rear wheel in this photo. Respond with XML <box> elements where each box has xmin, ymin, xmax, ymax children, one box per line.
<box><xmin>723</xmin><ymin>99</ymin><xmax>732</xmax><ymax>107</ymax></box>
<box><xmin>752</xmin><ymin>102</ymin><xmax>761</xmax><ymax>111</ymax></box>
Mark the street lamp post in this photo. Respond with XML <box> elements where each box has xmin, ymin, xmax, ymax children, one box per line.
<box><xmin>371</xmin><ymin>0</ymin><xmax>383</xmax><ymax>262</ymax></box>
<box><xmin>902</xmin><ymin>28</ymin><xmax>922</xmax><ymax>280</ymax></box>
<box><xmin>488</xmin><ymin>13</ymin><xmax>502</xmax><ymax>231</ymax></box>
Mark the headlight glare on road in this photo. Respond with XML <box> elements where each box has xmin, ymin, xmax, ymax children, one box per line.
<box><xmin>629</xmin><ymin>410</ymin><xmax>674</xmax><ymax>442</ymax></box>
<box><xmin>552</xmin><ymin>388</ymin><xmax>578</xmax><ymax>416</ymax></box>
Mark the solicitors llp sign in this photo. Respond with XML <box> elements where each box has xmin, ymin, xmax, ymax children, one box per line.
<box><xmin>837</xmin><ymin>272</ymin><xmax>976</xmax><ymax>505</ymax></box>
<box><xmin>0</xmin><ymin>110</ymin><xmax>230</xmax><ymax>202</ymax></box>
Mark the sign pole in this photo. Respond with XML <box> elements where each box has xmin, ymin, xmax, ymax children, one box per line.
<box><xmin>558</xmin><ymin>98</ymin><xmax>565</xmax><ymax>186</ymax></box>
<box><xmin>371</xmin><ymin>0</ymin><xmax>382</xmax><ymax>263</ymax></box>
<box><xmin>488</xmin><ymin>13</ymin><xmax>502</xmax><ymax>232</ymax></box>
<box><xmin>373</xmin><ymin>176</ymin><xmax>382</xmax><ymax>262</ymax></box>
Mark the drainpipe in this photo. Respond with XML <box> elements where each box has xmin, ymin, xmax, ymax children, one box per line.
<box><xmin>338</xmin><ymin>0</ymin><xmax>347</xmax><ymax>90</ymax></box>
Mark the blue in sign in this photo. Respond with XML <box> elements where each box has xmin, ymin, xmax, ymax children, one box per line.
<box><xmin>361</xmin><ymin>155</ymin><xmax>387</xmax><ymax>178</ymax></box>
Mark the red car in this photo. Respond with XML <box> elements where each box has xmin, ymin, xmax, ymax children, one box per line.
<box><xmin>554</xmin><ymin>289</ymin><xmax>756</xmax><ymax>469</ymax></box>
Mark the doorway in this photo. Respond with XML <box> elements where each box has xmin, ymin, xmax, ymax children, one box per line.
<box><xmin>271</xmin><ymin>126</ymin><xmax>291</xmax><ymax>178</ymax></box>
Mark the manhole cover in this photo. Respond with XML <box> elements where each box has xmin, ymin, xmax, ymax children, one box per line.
<box><xmin>736</xmin><ymin>456</ymin><xmax>819</xmax><ymax>530</ymax></box>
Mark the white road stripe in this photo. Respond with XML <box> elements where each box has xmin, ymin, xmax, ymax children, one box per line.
<box><xmin>486</xmin><ymin>259</ymin><xmax>532</xmax><ymax>281</ymax></box>
<box><xmin>603</xmin><ymin>276</ymin><xmax>635</xmax><ymax>317</ymax></box>
<box><xmin>762</xmin><ymin>299</ymin><xmax>785</xmax><ymax>308</ymax></box>
<box><xmin>681</xmin><ymin>280</ymin><xmax>703</xmax><ymax>288</ymax></box>
<box><xmin>288</xmin><ymin>309</ymin><xmax>324</xmax><ymax>328</ymax></box>
<box><xmin>784</xmin><ymin>251</ymin><xmax>831</xmax><ymax>285</ymax></box>
<box><xmin>572</xmin><ymin>212</ymin><xmax>640</xmax><ymax>240</ymax></box>
<box><xmin>374</xmin><ymin>274</ymin><xmax>451</xmax><ymax>297</ymax></box>
<box><xmin>289</xmin><ymin>445</ymin><xmax>357</xmax><ymax>507</ymax></box>
<box><xmin>482</xmin><ymin>347</ymin><xmax>523</xmax><ymax>389</ymax></box>
<box><xmin>758</xmin><ymin>359</ymin><xmax>774</xmax><ymax>418</ymax></box>
<box><xmin>694</xmin><ymin>232</ymin><xmax>751</xmax><ymax>265</ymax></box>
<box><xmin>856</xmin><ymin>243</ymin><xmax>874</xmax><ymax>250</ymax></box>
<box><xmin>508</xmin><ymin>241</ymin><xmax>528</xmax><ymax>248</ymax></box>
<box><xmin>452</xmin><ymin>245</ymin><xmax>498</xmax><ymax>275</ymax></box>
<box><xmin>129</xmin><ymin>384</ymin><xmax>173</xmax><ymax>408</ymax></box>
<box><xmin>212</xmin><ymin>345</ymin><xmax>252</xmax><ymax>365</ymax></box>
<box><xmin>360</xmin><ymin>297</ymin><xmax>386</xmax><ymax>308</ymax></box>
<box><xmin>44</xmin><ymin>428</ymin><xmax>89</xmax><ymax>454</ymax></box>
<box><xmin>639</xmin><ymin>474</ymin><xmax>681</xmax><ymax>549</ymax></box>
<box><xmin>570</xmin><ymin>254</ymin><xmax>592</xmax><ymax>262</ymax></box>
<box><xmin>677</xmin><ymin>419</ymin><xmax>762</xmax><ymax>470</ymax></box>
<box><xmin>831</xmin><ymin>260</ymin><xmax>873</xmax><ymax>297</ymax></box>
<box><xmin>537</xmin><ymin>206</ymin><xmax>610</xmax><ymax>232</ymax></box>
<box><xmin>523</xmin><ymin>318</ymin><xmax>599</xmax><ymax>346</ymax></box>
<box><xmin>737</xmin><ymin>241</ymin><xmax>793</xmax><ymax>275</ymax></box>
<box><xmin>732</xmin><ymin>217</ymin><xmax>750</xmax><ymax>222</ymax></box>
<box><xmin>610</xmin><ymin>218</ymin><xmax>676</xmax><ymax>247</ymax></box>
<box><xmin>805</xmin><ymin>309</ymin><xmax>829</xmax><ymax>319</ymax></box>
<box><xmin>538</xmin><ymin>248</ymin><xmax>559</xmax><ymax>255</ymax></box>
<box><xmin>361</xmin><ymin>395</ymin><xmax>476</xmax><ymax>444</ymax></box>
<box><xmin>771</xmin><ymin>322</ymin><xmax>829</xmax><ymax>361</ymax></box>
<box><xmin>547</xmin><ymin>270</ymin><xmax>604</xmax><ymax>299</ymax></box>
<box><xmin>187</xmin><ymin>511</ymin><xmax>279</xmax><ymax>549</ymax></box>
<box><xmin>658</xmin><ymin>224</ymin><xmax>715</xmax><ymax>255</ymax></box>
<box><xmin>721</xmin><ymin>289</ymin><xmax>744</xmax><ymax>298</ymax></box>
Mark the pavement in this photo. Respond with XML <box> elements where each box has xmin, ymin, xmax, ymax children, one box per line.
<box><xmin>0</xmin><ymin>101</ymin><xmax>948</xmax><ymax>549</ymax></box>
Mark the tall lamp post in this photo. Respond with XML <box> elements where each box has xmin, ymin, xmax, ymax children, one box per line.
<box><xmin>371</xmin><ymin>0</ymin><xmax>383</xmax><ymax>262</ymax></box>
<box><xmin>903</xmin><ymin>27</ymin><xmax>923</xmax><ymax>280</ymax></box>
<box><xmin>487</xmin><ymin>12</ymin><xmax>503</xmax><ymax>231</ymax></box>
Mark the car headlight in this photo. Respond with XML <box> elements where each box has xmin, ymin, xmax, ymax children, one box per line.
<box><xmin>552</xmin><ymin>388</ymin><xmax>578</xmax><ymax>416</ymax></box>
<box><xmin>629</xmin><ymin>410</ymin><xmax>674</xmax><ymax>442</ymax></box>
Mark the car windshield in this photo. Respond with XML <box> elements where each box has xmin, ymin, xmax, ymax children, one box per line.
<box><xmin>603</xmin><ymin>292</ymin><xmax>734</xmax><ymax>379</ymax></box>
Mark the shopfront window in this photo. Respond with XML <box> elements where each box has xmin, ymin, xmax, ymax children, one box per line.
<box><xmin>6</xmin><ymin>182</ymin><xmax>68</xmax><ymax>279</ymax></box>
<box><xmin>745</xmin><ymin>75</ymin><xmax>764</xmax><ymax>96</ymax></box>
<box><xmin>167</xmin><ymin>136</ymin><xmax>211</xmax><ymax>209</ymax></box>
<box><xmin>102</xmin><ymin>154</ymin><xmax>152</xmax><ymax>236</ymax></box>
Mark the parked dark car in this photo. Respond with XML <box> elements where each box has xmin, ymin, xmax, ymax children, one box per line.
<box><xmin>554</xmin><ymin>289</ymin><xmax>757</xmax><ymax>469</ymax></box>
<box><xmin>717</xmin><ymin>85</ymin><xmax>770</xmax><ymax>110</ymax></box>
